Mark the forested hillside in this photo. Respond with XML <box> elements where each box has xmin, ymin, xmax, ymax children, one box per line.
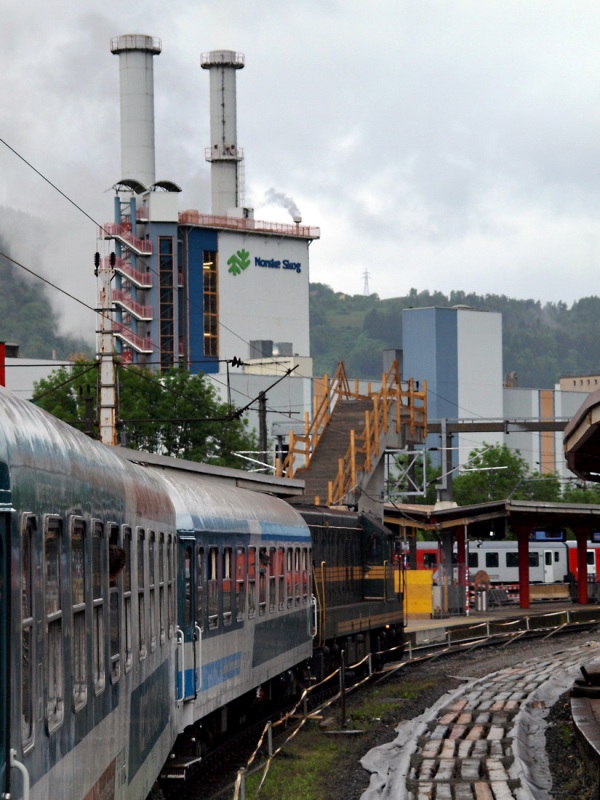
<box><xmin>309</xmin><ymin>283</ymin><xmax>600</xmax><ymax>389</ymax></box>
<box><xmin>0</xmin><ymin>244</ymin><xmax>92</xmax><ymax>360</ymax></box>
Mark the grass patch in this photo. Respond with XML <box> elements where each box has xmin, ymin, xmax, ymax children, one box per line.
<box><xmin>243</xmin><ymin>721</ymin><xmax>339</xmax><ymax>799</ymax></box>
<box><xmin>238</xmin><ymin>676</ymin><xmax>440</xmax><ymax>799</ymax></box>
<box><xmin>346</xmin><ymin>677</ymin><xmax>439</xmax><ymax>727</ymax></box>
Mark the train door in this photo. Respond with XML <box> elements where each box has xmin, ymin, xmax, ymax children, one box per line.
<box><xmin>176</xmin><ymin>536</ymin><xmax>202</xmax><ymax>702</ymax></box>
<box><xmin>587</xmin><ymin>550</ymin><xmax>596</xmax><ymax>581</ymax></box>
<box><xmin>0</xmin><ymin>513</ymin><xmax>8</xmax><ymax>797</ymax></box>
<box><xmin>543</xmin><ymin>550</ymin><xmax>554</xmax><ymax>583</ymax></box>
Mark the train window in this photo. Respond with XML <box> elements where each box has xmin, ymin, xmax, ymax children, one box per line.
<box><xmin>44</xmin><ymin>516</ymin><xmax>64</xmax><ymax>732</ymax></box>
<box><xmin>506</xmin><ymin>553</ymin><xmax>519</xmax><ymax>568</ymax></box>
<box><xmin>183</xmin><ymin>544</ymin><xmax>193</xmax><ymax>629</ymax></box>
<box><xmin>277</xmin><ymin>548</ymin><xmax>285</xmax><ymax>611</ymax></box>
<box><xmin>468</xmin><ymin>552</ymin><xmax>478</xmax><ymax>569</ymax></box>
<box><xmin>167</xmin><ymin>535</ymin><xmax>175</xmax><ymax>638</ymax></box>
<box><xmin>545</xmin><ymin>552</ymin><xmax>553</xmax><ymax>566</ymax></box>
<box><xmin>235</xmin><ymin>547</ymin><xmax>246</xmax><ymax>621</ymax></box>
<box><xmin>485</xmin><ymin>552</ymin><xmax>499</xmax><ymax>569</ymax></box>
<box><xmin>92</xmin><ymin>522</ymin><xmax>105</xmax><ymax>694</ymax></box>
<box><xmin>258</xmin><ymin>548</ymin><xmax>267</xmax><ymax>615</ymax></box>
<box><xmin>108</xmin><ymin>524</ymin><xmax>121</xmax><ymax>682</ymax></box>
<box><xmin>588</xmin><ymin>552</ymin><xmax>596</xmax><ymax>566</ymax></box>
<box><xmin>269</xmin><ymin>547</ymin><xmax>276</xmax><ymax>612</ymax></box>
<box><xmin>149</xmin><ymin>532</ymin><xmax>156</xmax><ymax>652</ymax></box>
<box><xmin>286</xmin><ymin>548</ymin><xmax>293</xmax><ymax>608</ymax></box>
<box><xmin>248</xmin><ymin>547</ymin><xmax>256</xmax><ymax>618</ymax></box>
<box><xmin>223</xmin><ymin>548</ymin><xmax>233</xmax><ymax>626</ymax></box>
<box><xmin>21</xmin><ymin>515</ymin><xmax>35</xmax><ymax>748</ymax></box>
<box><xmin>529</xmin><ymin>553</ymin><xmax>539</xmax><ymax>567</ymax></box>
<box><xmin>302</xmin><ymin>548</ymin><xmax>309</xmax><ymax>603</ymax></box>
<box><xmin>158</xmin><ymin>533</ymin><xmax>165</xmax><ymax>645</ymax></box>
<box><xmin>294</xmin><ymin>548</ymin><xmax>301</xmax><ymax>606</ymax></box>
<box><xmin>196</xmin><ymin>546</ymin><xmax>204</xmax><ymax>631</ymax></box>
<box><xmin>208</xmin><ymin>546</ymin><xmax>218</xmax><ymax>630</ymax></box>
<box><xmin>137</xmin><ymin>529</ymin><xmax>147</xmax><ymax>661</ymax></box>
<box><xmin>423</xmin><ymin>553</ymin><xmax>437</xmax><ymax>569</ymax></box>
<box><xmin>345</xmin><ymin>540</ymin><xmax>351</xmax><ymax>592</ymax></box>
<box><xmin>122</xmin><ymin>528</ymin><xmax>133</xmax><ymax>672</ymax></box>
<box><xmin>71</xmin><ymin>518</ymin><xmax>87</xmax><ymax>710</ymax></box>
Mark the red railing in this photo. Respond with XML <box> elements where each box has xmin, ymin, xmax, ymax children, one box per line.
<box><xmin>105</xmin><ymin>256</ymin><xmax>152</xmax><ymax>288</ymax></box>
<box><xmin>112</xmin><ymin>290</ymin><xmax>153</xmax><ymax>321</ymax></box>
<box><xmin>112</xmin><ymin>322</ymin><xmax>153</xmax><ymax>353</ymax></box>
<box><xmin>178</xmin><ymin>210</ymin><xmax>320</xmax><ymax>240</ymax></box>
<box><xmin>100</xmin><ymin>224</ymin><xmax>152</xmax><ymax>254</ymax></box>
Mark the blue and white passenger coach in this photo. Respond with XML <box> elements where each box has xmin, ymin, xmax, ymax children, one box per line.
<box><xmin>145</xmin><ymin>466</ymin><xmax>313</xmax><ymax>758</ymax></box>
<box><xmin>0</xmin><ymin>386</ymin><xmax>314</xmax><ymax>798</ymax></box>
<box><xmin>0</xmin><ymin>388</ymin><xmax>179</xmax><ymax>800</ymax></box>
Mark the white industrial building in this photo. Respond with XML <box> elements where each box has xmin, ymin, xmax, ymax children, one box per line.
<box><xmin>401</xmin><ymin>305</ymin><xmax>588</xmax><ymax>481</ymax></box>
<box><xmin>102</xmin><ymin>37</ymin><xmax>317</xmax><ymax>382</ymax></box>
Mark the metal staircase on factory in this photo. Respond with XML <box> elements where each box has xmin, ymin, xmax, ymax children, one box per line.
<box><xmin>277</xmin><ymin>361</ymin><xmax>427</xmax><ymax>514</ymax></box>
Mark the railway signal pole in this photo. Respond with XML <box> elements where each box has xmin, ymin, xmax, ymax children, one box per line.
<box><xmin>96</xmin><ymin>252</ymin><xmax>118</xmax><ymax>446</ymax></box>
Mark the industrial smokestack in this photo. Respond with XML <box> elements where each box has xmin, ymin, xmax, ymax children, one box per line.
<box><xmin>201</xmin><ymin>50</ymin><xmax>245</xmax><ymax>215</ymax></box>
<box><xmin>111</xmin><ymin>34</ymin><xmax>162</xmax><ymax>188</ymax></box>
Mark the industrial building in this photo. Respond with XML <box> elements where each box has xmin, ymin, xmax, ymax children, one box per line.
<box><xmin>401</xmin><ymin>305</ymin><xmax>588</xmax><ymax>481</ymax></box>
<box><xmin>97</xmin><ymin>34</ymin><xmax>588</xmax><ymax>487</ymax></box>
<box><xmin>101</xmin><ymin>35</ymin><xmax>318</xmax><ymax>379</ymax></box>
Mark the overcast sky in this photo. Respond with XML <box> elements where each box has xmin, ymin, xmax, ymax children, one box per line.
<box><xmin>1</xmin><ymin>0</ymin><xmax>600</xmax><ymax>340</ymax></box>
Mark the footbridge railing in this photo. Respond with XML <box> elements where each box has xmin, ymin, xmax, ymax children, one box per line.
<box><xmin>276</xmin><ymin>361</ymin><xmax>427</xmax><ymax>505</ymax></box>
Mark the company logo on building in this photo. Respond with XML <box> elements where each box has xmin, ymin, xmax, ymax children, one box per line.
<box><xmin>227</xmin><ymin>248</ymin><xmax>302</xmax><ymax>277</ymax></box>
<box><xmin>227</xmin><ymin>249</ymin><xmax>251</xmax><ymax>276</ymax></box>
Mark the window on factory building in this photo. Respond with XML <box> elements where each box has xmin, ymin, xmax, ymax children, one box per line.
<box><xmin>203</xmin><ymin>251</ymin><xmax>218</xmax><ymax>357</ymax></box>
<box><xmin>159</xmin><ymin>237</ymin><xmax>175</xmax><ymax>372</ymax></box>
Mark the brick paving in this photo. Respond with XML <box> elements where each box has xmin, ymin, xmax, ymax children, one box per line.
<box><xmin>386</xmin><ymin>643</ymin><xmax>600</xmax><ymax>799</ymax></box>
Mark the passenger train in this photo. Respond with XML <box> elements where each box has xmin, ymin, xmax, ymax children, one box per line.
<box><xmin>412</xmin><ymin>540</ymin><xmax>600</xmax><ymax>584</ymax></box>
<box><xmin>0</xmin><ymin>386</ymin><xmax>403</xmax><ymax>799</ymax></box>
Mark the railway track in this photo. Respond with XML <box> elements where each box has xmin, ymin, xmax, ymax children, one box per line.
<box><xmin>162</xmin><ymin>606</ymin><xmax>600</xmax><ymax>799</ymax></box>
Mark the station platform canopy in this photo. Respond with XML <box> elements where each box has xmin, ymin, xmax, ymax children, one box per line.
<box><xmin>383</xmin><ymin>498</ymin><xmax>600</xmax><ymax>537</ymax></box>
<box><xmin>564</xmin><ymin>386</ymin><xmax>600</xmax><ymax>481</ymax></box>
<box><xmin>384</xmin><ymin>498</ymin><xmax>600</xmax><ymax>609</ymax></box>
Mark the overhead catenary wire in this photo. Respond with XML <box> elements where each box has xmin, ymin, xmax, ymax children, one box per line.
<box><xmin>0</xmin><ymin>137</ymin><xmax>298</xmax><ymax>373</ymax></box>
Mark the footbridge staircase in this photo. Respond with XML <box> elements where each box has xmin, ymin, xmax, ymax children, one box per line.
<box><xmin>277</xmin><ymin>361</ymin><xmax>427</xmax><ymax>514</ymax></box>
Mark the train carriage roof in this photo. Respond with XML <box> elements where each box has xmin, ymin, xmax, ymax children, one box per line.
<box><xmin>0</xmin><ymin>387</ymin><xmax>174</xmax><ymax>520</ymax></box>
<box><xmin>144</xmin><ymin>466</ymin><xmax>310</xmax><ymax>541</ymax></box>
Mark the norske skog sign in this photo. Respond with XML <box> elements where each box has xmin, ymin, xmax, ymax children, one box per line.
<box><xmin>227</xmin><ymin>249</ymin><xmax>302</xmax><ymax>276</ymax></box>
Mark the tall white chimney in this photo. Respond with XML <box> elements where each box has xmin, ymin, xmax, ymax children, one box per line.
<box><xmin>201</xmin><ymin>50</ymin><xmax>245</xmax><ymax>215</ymax></box>
<box><xmin>111</xmin><ymin>34</ymin><xmax>161</xmax><ymax>188</ymax></box>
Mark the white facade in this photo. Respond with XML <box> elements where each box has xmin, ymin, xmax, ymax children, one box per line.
<box><xmin>5</xmin><ymin>358</ymin><xmax>67</xmax><ymax>399</ymax></box>
<box><xmin>503</xmin><ymin>385</ymin><xmax>590</xmax><ymax>478</ymax></box>
<box><xmin>456</xmin><ymin>309</ymin><xmax>504</xmax><ymax>458</ymax></box>
<box><xmin>217</xmin><ymin>231</ymin><xmax>311</xmax><ymax>369</ymax></box>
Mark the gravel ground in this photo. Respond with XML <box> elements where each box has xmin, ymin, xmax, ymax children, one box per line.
<box><xmin>318</xmin><ymin>631</ymin><xmax>600</xmax><ymax>800</ymax></box>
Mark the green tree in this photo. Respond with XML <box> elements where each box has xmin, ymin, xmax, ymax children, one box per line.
<box><xmin>452</xmin><ymin>443</ymin><xmax>561</xmax><ymax>505</ymax></box>
<box><xmin>561</xmin><ymin>482</ymin><xmax>600</xmax><ymax>504</ymax></box>
<box><xmin>32</xmin><ymin>362</ymin><xmax>258</xmax><ymax>468</ymax></box>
